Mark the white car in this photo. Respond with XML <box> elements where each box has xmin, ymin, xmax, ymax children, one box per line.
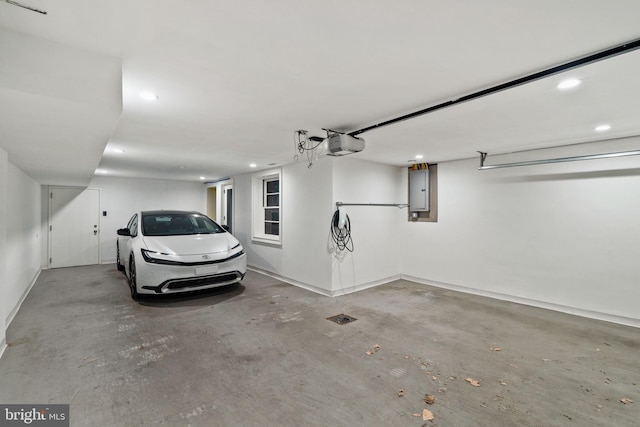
<box><xmin>116</xmin><ymin>210</ymin><xmax>246</xmax><ymax>299</ymax></box>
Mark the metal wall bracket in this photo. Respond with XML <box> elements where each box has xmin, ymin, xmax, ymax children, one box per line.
<box><xmin>478</xmin><ymin>151</ymin><xmax>488</xmax><ymax>168</ymax></box>
<box><xmin>478</xmin><ymin>150</ymin><xmax>640</xmax><ymax>170</ymax></box>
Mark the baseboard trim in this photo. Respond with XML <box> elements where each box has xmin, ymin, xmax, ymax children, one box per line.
<box><xmin>331</xmin><ymin>275</ymin><xmax>402</xmax><ymax>297</ymax></box>
<box><xmin>402</xmin><ymin>275</ymin><xmax>640</xmax><ymax>329</ymax></box>
<box><xmin>247</xmin><ymin>266</ymin><xmax>401</xmax><ymax>298</ymax></box>
<box><xmin>247</xmin><ymin>266</ymin><xmax>332</xmax><ymax>296</ymax></box>
<box><xmin>6</xmin><ymin>268</ymin><xmax>42</xmax><ymax>329</ymax></box>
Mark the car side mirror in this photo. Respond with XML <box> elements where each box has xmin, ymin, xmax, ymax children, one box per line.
<box><xmin>117</xmin><ymin>228</ymin><xmax>131</xmax><ymax>236</ymax></box>
<box><xmin>221</xmin><ymin>225</ymin><xmax>230</xmax><ymax>233</ymax></box>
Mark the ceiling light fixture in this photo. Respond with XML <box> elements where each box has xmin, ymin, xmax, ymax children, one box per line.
<box><xmin>140</xmin><ymin>92</ymin><xmax>158</xmax><ymax>101</ymax></box>
<box><xmin>415</xmin><ymin>154</ymin><xmax>424</xmax><ymax>160</ymax></box>
<box><xmin>556</xmin><ymin>78</ymin><xmax>582</xmax><ymax>90</ymax></box>
<box><xmin>199</xmin><ymin>176</ymin><xmax>205</xmax><ymax>180</ymax></box>
<box><xmin>249</xmin><ymin>163</ymin><xmax>257</xmax><ymax>168</ymax></box>
<box><xmin>595</xmin><ymin>124</ymin><xmax>611</xmax><ymax>132</ymax></box>
<box><xmin>113</xmin><ymin>148</ymin><xmax>125</xmax><ymax>153</ymax></box>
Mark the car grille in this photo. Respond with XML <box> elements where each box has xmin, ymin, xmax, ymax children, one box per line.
<box><xmin>164</xmin><ymin>272</ymin><xmax>243</xmax><ymax>290</ymax></box>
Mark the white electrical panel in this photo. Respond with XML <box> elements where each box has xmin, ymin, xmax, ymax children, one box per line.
<box><xmin>409</xmin><ymin>169</ymin><xmax>429</xmax><ymax>211</ymax></box>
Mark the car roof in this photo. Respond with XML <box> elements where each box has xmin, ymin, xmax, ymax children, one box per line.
<box><xmin>141</xmin><ymin>210</ymin><xmax>204</xmax><ymax>216</ymax></box>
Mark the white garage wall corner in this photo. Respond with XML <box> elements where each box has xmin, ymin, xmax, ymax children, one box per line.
<box><xmin>236</xmin><ymin>157</ymin><xmax>408</xmax><ymax>297</ymax></box>
<box><xmin>0</xmin><ymin>148</ymin><xmax>8</xmax><ymax>357</ymax></box>
<box><xmin>234</xmin><ymin>160</ymin><xmax>333</xmax><ymax>294</ymax></box>
<box><xmin>331</xmin><ymin>157</ymin><xmax>405</xmax><ymax>295</ymax></box>
<box><xmin>0</xmin><ymin>157</ymin><xmax>42</xmax><ymax>358</ymax></box>
<box><xmin>282</xmin><ymin>161</ymin><xmax>333</xmax><ymax>293</ymax></box>
<box><xmin>401</xmin><ymin>137</ymin><xmax>640</xmax><ymax>326</ymax></box>
<box><xmin>88</xmin><ymin>176</ymin><xmax>206</xmax><ymax>264</ymax></box>
<box><xmin>6</xmin><ymin>164</ymin><xmax>42</xmax><ymax>323</ymax></box>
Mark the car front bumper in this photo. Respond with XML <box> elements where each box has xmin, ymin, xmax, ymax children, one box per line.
<box><xmin>136</xmin><ymin>253</ymin><xmax>247</xmax><ymax>294</ymax></box>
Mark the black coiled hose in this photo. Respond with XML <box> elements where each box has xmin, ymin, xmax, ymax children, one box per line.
<box><xmin>331</xmin><ymin>209</ymin><xmax>354</xmax><ymax>252</ymax></box>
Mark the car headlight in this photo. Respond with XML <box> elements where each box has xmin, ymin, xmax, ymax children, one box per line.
<box><xmin>141</xmin><ymin>248</ymin><xmax>244</xmax><ymax>265</ymax></box>
<box><xmin>141</xmin><ymin>249</ymin><xmax>182</xmax><ymax>265</ymax></box>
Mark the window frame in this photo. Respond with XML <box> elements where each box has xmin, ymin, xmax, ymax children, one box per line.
<box><xmin>263</xmin><ymin>177</ymin><xmax>280</xmax><ymax>237</ymax></box>
<box><xmin>252</xmin><ymin>168</ymin><xmax>282</xmax><ymax>245</ymax></box>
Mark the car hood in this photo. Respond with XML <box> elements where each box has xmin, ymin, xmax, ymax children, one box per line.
<box><xmin>142</xmin><ymin>233</ymin><xmax>241</xmax><ymax>255</ymax></box>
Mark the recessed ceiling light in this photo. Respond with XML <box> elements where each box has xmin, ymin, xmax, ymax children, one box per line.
<box><xmin>199</xmin><ymin>176</ymin><xmax>205</xmax><ymax>180</ymax></box>
<box><xmin>556</xmin><ymin>78</ymin><xmax>581</xmax><ymax>90</ymax></box>
<box><xmin>249</xmin><ymin>163</ymin><xmax>257</xmax><ymax>168</ymax></box>
<box><xmin>140</xmin><ymin>92</ymin><xmax>158</xmax><ymax>101</ymax></box>
<box><xmin>113</xmin><ymin>148</ymin><xmax>125</xmax><ymax>153</ymax></box>
<box><xmin>95</xmin><ymin>169</ymin><xmax>107</xmax><ymax>174</ymax></box>
<box><xmin>595</xmin><ymin>124</ymin><xmax>611</xmax><ymax>132</ymax></box>
<box><xmin>415</xmin><ymin>154</ymin><xmax>424</xmax><ymax>159</ymax></box>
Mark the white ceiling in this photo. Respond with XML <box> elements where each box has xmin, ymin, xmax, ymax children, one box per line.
<box><xmin>2</xmin><ymin>0</ymin><xmax>640</xmax><ymax>185</ymax></box>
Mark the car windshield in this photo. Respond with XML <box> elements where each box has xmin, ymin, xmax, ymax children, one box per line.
<box><xmin>141</xmin><ymin>213</ymin><xmax>225</xmax><ymax>236</ymax></box>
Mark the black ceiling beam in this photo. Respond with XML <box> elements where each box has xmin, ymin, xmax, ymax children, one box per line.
<box><xmin>348</xmin><ymin>37</ymin><xmax>640</xmax><ymax>137</ymax></box>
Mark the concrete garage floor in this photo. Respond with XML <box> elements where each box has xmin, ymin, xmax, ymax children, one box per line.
<box><xmin>1</xmin><ymin>265</ymin><xmax>638</xmax><ymax>426</ymax></box>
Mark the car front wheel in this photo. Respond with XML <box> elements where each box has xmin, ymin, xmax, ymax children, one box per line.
<box><xmin>129</xmin><ymin>256</ymin><xmax>139</xmax><ymax>300</ymax></box>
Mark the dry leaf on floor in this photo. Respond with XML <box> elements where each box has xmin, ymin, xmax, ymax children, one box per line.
<box><xmin>397</xmin><ymin>389</ymin><xmax>405</xmax><ymax>397</ymax></box>
<box><xmin>412</xmin><ymin>413</ymin><xmax>421</xmax><ymax>417</ymax></box>
<box><xmin>438</xmin><ymin>387</ymin><xmax>447</xmax><ymax>393</ymax></box>
<box><xmin>365</xmin><ymin>350</ymin><xmax>373</xmax><ymax>355</ymax></box>
<box><xmin>424</xmin><ymin>394</ymin><xmax>436</xmax><ymax>404</ymax></box>
<box><xmin>465</xmin><ymin>377</ymin><xmax>481</xmax><ymax>387</ymax></box>
<box><xmin>620</xmin><ymin>398</ymin><xmax>633</xmax><ymax>404</ymax></box>
<box><xmin>373</xmin><ymin>344</ymin><xmax>381</xmax><ymax>351</ymax></box>
<box><xmin>422</xmin><ymin>409</ymin><xmax>434</xmax><ymax>421</ymax></box>
<box><xmin>490</xmin><ymin>347</ymin><xmax>503</xmax><ymax>351</ymax></box>
<box><xmin>499</xmin><ymin>381</ymin><xmax>507</xmax><ymax>386</ymax></box>
<box><xmin>404</xmin><ymin>355</ymin><xmax>410</xmax><ymax>359</ymax></box>
<box><xmin>431</xmin><ymin>376</ymin><xmax>438</xmax><ymax>381</ymax></box>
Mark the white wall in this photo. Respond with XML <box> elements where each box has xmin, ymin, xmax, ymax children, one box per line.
<box><xmin>0</xmin><ymin>153</ymin><xmax>42</xmax><ymax>357</ymax></box>
<box><xmin>233</xmin><ymin>156</ymin><xmax>405</xmax><ymax>296</ymax></box>
<box><xmin>6</xmin><ymin>164</ymin><xmax>42</xmax><ymax>319</ymax></box>
<box><xmin>331</xmin><ymin>157</ymin><xmax>405</xmax><ymax>295</ymax></box>
<box><xmin>0</xmin><ymin>148</ymin><xmax>7</xmax><ymax>354</ymax></box>
<box><xmin>401</xmin><ymin>137</ymin><xmax>640</xmax><ymax>325</ymax></box>
<box><xmin>87</xmin><ymin>176</ymin><xmax>206</xmax><ymax>263</ymax></box>
<box><xmin>234</xmin><ymin>160</ymin><xmax>334</xmax><ymax>294</ymax></box>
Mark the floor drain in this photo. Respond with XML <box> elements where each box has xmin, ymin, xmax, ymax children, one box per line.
<box><xmin>327</xmin><ymin>314</ymin><xmax>357</xmax><ymax>325</ymax></box>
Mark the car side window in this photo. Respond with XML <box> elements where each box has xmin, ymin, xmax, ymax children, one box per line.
<box><xmin>127</xmin><ymin>214</ymin><xmax>138</xmax><ymax>237</ymax></box>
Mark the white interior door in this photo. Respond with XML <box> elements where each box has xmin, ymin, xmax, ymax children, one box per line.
<box><xmin>49</xmin><ymin>187</ymin><xmax>100</xmax><ymax>268</ymax></box>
